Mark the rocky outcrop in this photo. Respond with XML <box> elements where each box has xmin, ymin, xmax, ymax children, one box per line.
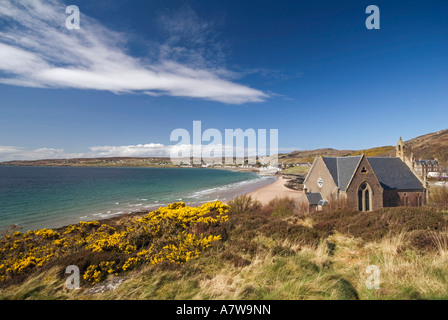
<box><xmin>279</xmin><ymin>174</ymin><xmax>305</xmax><ymax>191</ymax></box>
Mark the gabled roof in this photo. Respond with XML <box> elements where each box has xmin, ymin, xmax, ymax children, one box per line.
<box><xmin>321</xmin><ymin>156</ymin><xmax>362</xmax><ymax>191</ymax></box>
<box><xmin>415</xmin><ymin>159</ymin><xmax>439</xmax><ymax>166</ymax></box>
<box><xmin>306</xmin><ymin>192</ymin><xmax>322</xmax><ymax>205</ymax></box>
<box><xmin>318</xmin><ymin>156</ymin><xmax>425</xmax><ymax>191</ymax></box>
<box><xmin>367</xmin><ymin>157</ymin><xmax>425</xmax><ymax>190</ymax></box>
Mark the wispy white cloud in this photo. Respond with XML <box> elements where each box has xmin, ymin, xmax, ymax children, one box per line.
<box><xmin>88</xmin><ymin>144</ymin><xmax>171</xmax><ymax>158</ymax></box>
<box><xmin>0</xmin><ymin>0</ymin><xmax>267</xmax><ymax>104</ymax></box>
<box><xmin>155</xmin><ymin>5</ymin><xmax>228</xmax><ymax>70</ymax></box>
<box><xmin>0</xmin><ymin>145</ymin><xmax>83</xmax><ymax>161</ymax></box>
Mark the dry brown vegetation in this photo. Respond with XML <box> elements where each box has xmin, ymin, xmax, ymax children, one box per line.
<box><xmin>428</xmin><ymin>186</ymin><xmax>448</xmax><ymax>209</ymax></box>
<box><xmin>1</xmin><ymin>195</ymin><xmax>448</xmax><ymax>300</ymax></box>
<box><xmin>405</xmin><ymin>129</ymin><xmax>448</xmax><ymax>164</ymax></box>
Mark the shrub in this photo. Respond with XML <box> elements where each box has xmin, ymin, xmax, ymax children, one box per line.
<box><xmin>223</xmin><ymin>213</ymin><xmax>269</xmax><ymax>241</ymax></box>
<box><xmin>428</xmin><ymin>186</ymin><xmax>448</xmax><ymax>208</ymax></box>
<box><xmin>220</xmin><ymin>251</ymin><xmax>251</xmax><ymax>267</ymax></box>
<box><xmin>313</xmin><ymin>207</ymin><xmax>448</xmax><ymax>242</ymax></box>
<box><xmin>327</xmin><ymin>193</ymin><xmax>347</xmax><ymax>211</ymax></box>
<box><xmin>259</xmin><ymin>220</ymin><xmax>322</xmax><ymax>246</ymax></box>
<box><xmin>226</xmin><ymin>239</ymin><xmax>262</xmax><ymax>256</ymax></box>
<box><xmin>83</xmin><ymin>261</ymin><xmax>117</xmax><ymax>285</ymax></box>
<box><xmin>0</xmin><ymin>201</ymin><xmax>230</xmax><ymax>285</ymax></box>
<box><xmin>406</xmin><ymin>230</ymin><xmax>437</xmax><ymax>251</ymax></box>
<box><xmin>297</xmin><ymin>201</ymin><xmax>310</xmax><ymax>215</ymax></box>
<box><xmin>228</xmin><ymin>194</ymin><xmax>262</xmax><ymax>215</ymax></box>
<box><xmin>264</xmin><ymin>197</ymin><xmax>297</xmax><ymax>217</ymax></box>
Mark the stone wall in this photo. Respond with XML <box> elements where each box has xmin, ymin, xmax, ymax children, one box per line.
<box><xmin>383</xmin><ymin>189</ymin><xmax>426</xmax><ymax>207</ymax></box>
<box><xmin>346</xmin><ymin>156</ymin><xmax>384</xmax><ymax>211</ymax></box>
<box><xmin>304</xmin><ymin>157</ymin><xmax>339</xmax><ymax>198</ymax></box>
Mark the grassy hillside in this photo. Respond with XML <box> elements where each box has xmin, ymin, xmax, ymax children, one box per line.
<box><xmin>278</xmin><ymin>148</ymin><xmax>354</xmax><ymax>164</ymax></box>
<box><xmin>405</xmin><ymin>129</ymin><xmax>448</xmax><ymax>163</ymax></box>
<box><xmin>277</xmin><ymin>128</ymin><xmax>448</xmax><ymax>165</ymax></box>
<box><xmin>277</xmin><ymin>146</ymin><xmax>396</xmax><ymax>164</ymax></box>
<box><xmin>348</xmin><ymin>146</ymin><xmax>396</xmax><ymax>158</ymax></box>
<box><xmin>1</xmin><ymin>192</ymin><xmax>448</xmax><ymax>300</ymax></box>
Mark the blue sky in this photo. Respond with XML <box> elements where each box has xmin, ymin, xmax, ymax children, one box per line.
<box><xmin>0</xmin><ymin>0</ymin><xmax>447</xmax><ymax>161</ymax></box>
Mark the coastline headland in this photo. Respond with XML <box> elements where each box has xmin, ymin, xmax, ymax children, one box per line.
<box><xmin>0</xmin><ymin>165</ymin><xmax>286</xmax><ymax>231</ymax></box>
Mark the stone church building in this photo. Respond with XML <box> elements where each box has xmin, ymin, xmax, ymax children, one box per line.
<box><xmin>303</xmin><ymin>138</ymin><xmax>427</xmax><ymax>212</ymax></box>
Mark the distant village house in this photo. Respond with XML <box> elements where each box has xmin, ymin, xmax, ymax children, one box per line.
<box><xmin>414</xmin><ymin>159</ymin><xmax>440</xmax><ymax>177</ymax></box>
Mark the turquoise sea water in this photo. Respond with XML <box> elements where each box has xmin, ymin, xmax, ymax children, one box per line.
<box><xmin>0</xmin><ymin>166</ymin><xmax>275</xmax><ymax>231</ymax></box>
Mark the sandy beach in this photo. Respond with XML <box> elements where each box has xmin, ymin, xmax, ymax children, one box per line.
<box><xmin>245</xmin><ymin>176</ymin><xmax>303</xmax><ymax>205</ymax></box>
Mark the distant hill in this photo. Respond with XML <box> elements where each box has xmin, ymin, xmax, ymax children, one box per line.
<box><xmin>0</xmin><ymin>157</ymin><xmax>173</xmax><ymax>167</ymax></box>
<box><xmin>405</xmin><ymin>129</ymin><xmax>448</xmax><ymax>163</ymax></box>
<box><xmin>277</xmin><ymin>146</ymin><xmax>396</xmax><ymax>164</ymax></box>
<box><xmin>278</xmin><ymin>148</ymin><xmax>356</xmax><ymax>164</ymax></box>
<box><xmin>2</xmin><ymin>129</ymin><xmax>447</xmax><ymax>167</ymax></box>
<box><xmin>278</xmin><ymin>129</ymin><xmax>448</xmax><ymax>165</ymax></box>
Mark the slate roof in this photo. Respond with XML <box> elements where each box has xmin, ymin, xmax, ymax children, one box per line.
<box><xmin>320</xmin><ymin>156</ymin><xmax>424</xmax><ymax>191</ymax></box>
<box><xmin>306</xmin><ymin>192</ymin><xmax>323</xmax><ymax>205</ymax></box>
<box><xmin>322</xmin><ymin>156</ymin><xmax>362</xmax><ymax>191</ymax></box>
<box><xmin>415</xmin><ymin>159</ymin><xmax>439</xmax><ymax>166</ymax></box>
<box><xmin>367</xmin><ymin>157</ymin><xmax>425</xmax><ymax>190</ymax></box>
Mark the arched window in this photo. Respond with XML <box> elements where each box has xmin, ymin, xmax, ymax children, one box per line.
<box><xmin>358</xmin><ymin>182</ymin><xmax>372</xmax><ymax>212</ymax></box>
<box><xmin>365</xmin><ymin>189</ymin><xmax>370</xmax><ymax>211</ymax></box>
<box><xmin>358</xmin><ymin>189</ymin><xmax>363</xmax><ymax>211</ymax></box>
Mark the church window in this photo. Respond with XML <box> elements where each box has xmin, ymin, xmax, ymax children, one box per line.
<box><xmin>358</xmin><ymin>182</ymin><xmax>372</xmax><ymax>212</ymax></box>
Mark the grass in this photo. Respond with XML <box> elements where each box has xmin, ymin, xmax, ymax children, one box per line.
<box><xmin>428</xmin><ymin>186</ymin><xmax>448</xmax><ymax>209</ymax></box>
<box><xmin>348</xmin><ymin>146</ymin><xmax>396</xmax><ymax>157</ymax></box>
<box><xmin>2</xmin><ymin>196</ymin><xmax>448</xmax><ymax>300</ymax></box>
<box><xmin>281</xmin><ymin>166</ymin><xmax>310</xmax><ymax>175</ymax></box>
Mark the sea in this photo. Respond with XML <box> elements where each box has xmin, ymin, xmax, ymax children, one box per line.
<box><xmin>0</xmin><ymin>166</ymin><xmax>275</xmax><ymax>231</ymax></box>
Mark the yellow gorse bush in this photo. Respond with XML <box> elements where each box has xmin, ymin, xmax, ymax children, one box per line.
<box><xmin>0</xmin><ymin>229</ymin><xmax>65</xmax><ymax>277</ymax></box>
<box><xmin>83</xmin><ymin>261</ymin><xmax>117</xmax><ymax>285</ymax></box>
<box><xmin>0</xmin><ymin>201</ymin><xmax>229</xmax><ymax>284</ymax></box>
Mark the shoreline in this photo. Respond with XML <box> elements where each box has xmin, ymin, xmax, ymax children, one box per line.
<box><xmin>1</xmin><ymin>168</ymin><xmax>296</xmax><ymax>232</ymax></box>
<box><xmin>243</xmin><ymin>176</ymin><xmax>303</xmax><ymax>205</ymax></box>
<box><xmin>55</xmin><ymin>175</ymin><xmax>301</xmax><ymax>232</ymax></box>
<box><xmin>68</xmin><ymin>175</ymin><xmax>301</xmax><ymax>231</ymax></box>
